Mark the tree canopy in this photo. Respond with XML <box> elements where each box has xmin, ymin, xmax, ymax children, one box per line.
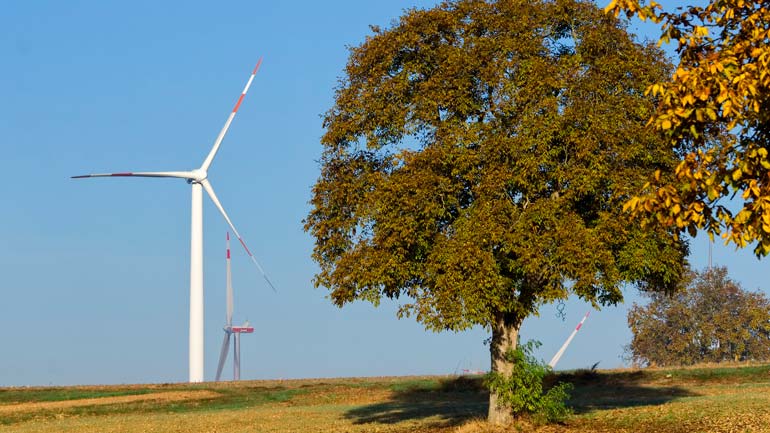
<box><xmin>606</xmin><ymin>0</ymin><xmax>770</xmax><ymax>255</ymax></box>
<box><xmin>627</xmin><ymin>266</ymin><xmax>770</xmax><ymax>367</ymax></box>
<box><xmin>306</xmin><ymin>0</ymin><xmax>687</xmax><ymax>423</ymax></box>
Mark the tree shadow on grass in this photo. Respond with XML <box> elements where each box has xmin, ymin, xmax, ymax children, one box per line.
<box><xmin>345</xmin><ymin>370</ymin><xmax>699</xmax><ymax>427</ymax></box>
<box><xmin>344</xmin><ymin>376</ymin><xmax>487</xmax><ymax>428</ymax></box>
<box><xmin>554</xmin><ymin>369</ymin><xmax>699</xmax><ymax>414</ymax></box>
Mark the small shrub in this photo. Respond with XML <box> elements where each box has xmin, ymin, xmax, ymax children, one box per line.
<box><xmin>484</xmin><ymin>341</ymin><xmax>573</xmax><ymax>424</ymax></box>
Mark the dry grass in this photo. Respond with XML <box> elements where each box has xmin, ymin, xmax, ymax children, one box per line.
<box><xmin>1</xmin><ymin>365</ymin><xmax>770</xmax><ymax>433</ymax></box>
<box><xmin>0</xmin><ymin>390</ymin><xmax>219</xmax><ymax>414</ymax></box>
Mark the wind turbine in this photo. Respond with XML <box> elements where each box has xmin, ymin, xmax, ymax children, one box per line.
<box><xmin>215</xmin><ymin>232</ymin><xmax>254</xmax><ymax>381</ymax></box>
<box><xmin>548</xmin><ymin>311</ymin><xmax>590</xmax><ymax>369</ymax></box>
<box><xmin>72</xmin><ymin>59</ymin><xmax>274</xmax><ymax>383</ymax></box>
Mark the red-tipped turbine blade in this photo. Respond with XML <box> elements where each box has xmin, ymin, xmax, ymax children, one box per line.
<box><xmin>200</xmin><ymin>58</ymin><xmax>263</xmax><ymax>172</ymax></box>
<box><xmin>201</xmin><ymin>179</ymin><xmax>276</xmax><ymax>292</ymax></box>
<box><xmin>71</xmin><ymin>171</ymin><xmax>195</xmax><ymax>179</ymax></box>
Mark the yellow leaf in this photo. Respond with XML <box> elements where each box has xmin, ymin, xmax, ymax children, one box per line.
<box><xmin>708</xmin><ymin>186</ymin><xmax>719</xmax><ymax>201</ymax></box>
<box><xmin>623</xmin><ymin>197</ymin><xmax>640</xmax><ymax>212</ymax></box>
<box><xmin>723</xmin><ymin>100</ymin><xmax>733</xmax><ymax>115</ymax></box>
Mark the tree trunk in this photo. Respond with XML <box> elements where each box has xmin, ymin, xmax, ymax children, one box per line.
<box><xmin>488</xmin><ymin>312</ymin><xmax>521</xmax><ymax>426</ymax></box>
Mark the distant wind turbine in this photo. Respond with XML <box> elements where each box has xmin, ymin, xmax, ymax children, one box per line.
<box><xmin>72</xmin><ymin>59</ymin><xmax>274</xmax><ymax>383</ymax></box>
<box><xmin>215</xmin><ymin>232</ymin><xmax>254</xmax><ymax>381</ymax></box>
<box><xmin>548</xmin><ymin>311</ymin><xmax>590</xmax><ymax>369</ymax></box>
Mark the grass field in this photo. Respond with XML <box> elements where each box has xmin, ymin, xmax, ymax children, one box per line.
<box><xmin>2</xmin><ymin>364</ymin><xmax>769</xmax><ymax>432</ymax></box>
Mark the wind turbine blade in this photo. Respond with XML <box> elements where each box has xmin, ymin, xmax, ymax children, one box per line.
<box><xmin>234</xmin><ymin>333</ymin><xmax>241</xmax><ymax>381</ymax></box>
<box><xmin>226</xmin><ymin>232</ymin><xmax>234</xmax><ymax>326</ymax></box>
<box><xmin>71</xmin><ymin>171</ymin><xmax>195</xmax><ymax>179</ymax></box>
<box><xmin>548</xmin><ymin>312</ymin><xmax>590</xmax><ymax>369</ymax></box>
<box><xmin>200</xmin><ymin>179</ymin><xmax>277</xmax><ymax>292</ymax></box>
<box><xmin>215</xmin><ymin>332</ymin><xmax>232</xmax><ymax>382</ymax></box>
<box><xmin>200</xmin><ymin>58</ymin><xmax>263</xmax><ymax>172</ymax></box>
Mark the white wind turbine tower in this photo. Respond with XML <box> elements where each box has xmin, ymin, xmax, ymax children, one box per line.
<box><xmin>72</xmin><ymin>59</ymin><xmax>274</xmax><ymax>383</ymax></box>
<box><xmin>215</xmin><ymin>232</ymin><xmax>255</xmax><ymax>381</ymax></box>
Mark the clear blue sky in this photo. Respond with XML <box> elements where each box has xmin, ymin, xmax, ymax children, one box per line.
<box><xmin>1</xmin><ymin>0</ymin><xmax>765</xmax><ymax>386</ymax></box>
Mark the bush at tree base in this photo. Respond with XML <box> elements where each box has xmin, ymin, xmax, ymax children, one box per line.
<box><xmin>484</xmin><ymin>341</ymin><xmax>573</xmax><ymax>424</ymax></box>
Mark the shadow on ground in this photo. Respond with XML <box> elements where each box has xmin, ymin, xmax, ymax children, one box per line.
<box><xmin>345</xmin><ymin>370</ymin><xmax>699</xmax><ymax>426</ymax></box>
<box><xmin>344</xmin><ymin>376</ymin><xmax>487</xmax><ymax>427</ymax></box>
<box><xmin>555</xmin><ymin>369</ymin><xmax>699</xmax><ymax>414</ymax></box>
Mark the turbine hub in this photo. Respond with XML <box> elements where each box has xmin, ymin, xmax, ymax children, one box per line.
<box><xmin>188</xmin><ymin>168</ymin><xmax>207</xmax><ymax>183</ymax></box>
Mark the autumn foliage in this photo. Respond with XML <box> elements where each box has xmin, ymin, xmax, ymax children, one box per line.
<box><xmin>307</xmin><ymin>0</ymin><xmax>687</xmax><ymax>424</ymax></box>
<box><xmin>627</xmin><ymin>266</ymin><xmax>770</xmax><ymax>367</ymax></box>
<box><xmin>606</xmin><ymin>0</ymin><xmax>770</xmax><ymax>255</ymax></box>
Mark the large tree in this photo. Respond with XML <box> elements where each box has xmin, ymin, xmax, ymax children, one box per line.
<box><xmin>306</xmin><ymin>0</ymin><xmax>687</xmax><ymax>424</ymax></box>
<box><xmin>606</xmin><ymin>1</ymin><xmax>770</xmax><ymax>255</ymax></box>
<box><xmin>627</xmin><ymin>266</ymin><xmax>770</xmax><ymax>367</ymax></box>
